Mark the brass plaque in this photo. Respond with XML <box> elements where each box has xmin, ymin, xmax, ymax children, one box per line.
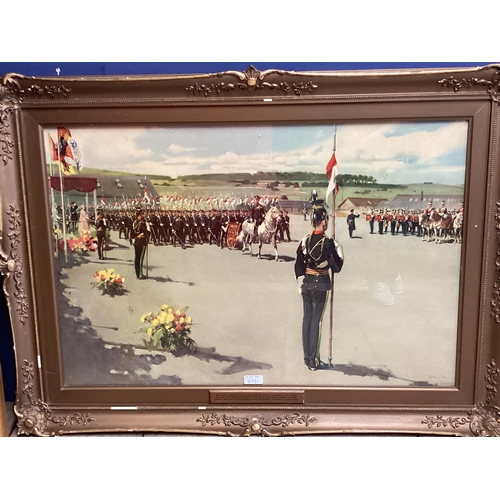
<box><xmin>210</xmin><ymin>390</ymin><xmax>304</xmax><ymax>404</ymax></box>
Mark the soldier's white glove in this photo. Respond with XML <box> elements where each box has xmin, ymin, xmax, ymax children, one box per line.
<box><xmin>334</xmin><ymin>240</ymin><xmax>344</xmax><ymax>260</ymax></box>
<box><xmin>297</xmin><ymin>276</ymin><xmax>304</xmax><ymax>295</ymax></box>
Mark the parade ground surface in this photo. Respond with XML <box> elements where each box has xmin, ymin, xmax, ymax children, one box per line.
<box><xmin>57</xmin><ymin>214</ymin><xmax>460</xmax><ymax>388</ymax></box>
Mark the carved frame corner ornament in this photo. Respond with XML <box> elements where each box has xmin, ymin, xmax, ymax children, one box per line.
<box><xmin>422</xmin><ymin>360</ymin><xmax>500</xmax><ymax>436</ymax></box>
<box><xmin>186</xmin><ymin>65</ymin><xmax>318</xmax><ymax>97</ymax></box>
<box><xmin>196</xmin><ymin>412</ymin><xmax>317</xmax><ymax>436</ymax></box>
<box><xmin>2</xmin><ymin>73</ymin><xmax>72</xmax><ymax>102</ymax></box>
<box><xmin>438</xmin><ymin>66</ymin><xmax>500</xmax><ymax>103</ymax></box>
<box><xmin>0</xmin><ymin>73</ymin><xmax>72</xmax><ymax>165</ymax></box>
<box><xmin>14</xmin><ymin>360</ymin><xmax>95</xmax><ymax>436</ymax></box>
<box><xmin>0</xmin><ymin>81</ymin><xmax>17</xmax><ymax>167</ymax></box>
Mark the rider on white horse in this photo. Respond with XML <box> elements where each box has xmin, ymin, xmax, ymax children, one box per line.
<box><xmin>248</xmin><ymin>195</ymin><xmax>266</xmax><ymax>236</ymax></box>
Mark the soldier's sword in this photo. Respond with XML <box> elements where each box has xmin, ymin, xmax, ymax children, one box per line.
<box><xmin>172</xmin><ymin>228</ymin><xmax>186</xmax><ymax>249</ymax></box>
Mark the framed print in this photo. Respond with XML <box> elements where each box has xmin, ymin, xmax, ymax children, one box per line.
<box><xmin>1</xmin><ymin>64</ymin><xmax>499</xmax><ymax>436</ymax></box>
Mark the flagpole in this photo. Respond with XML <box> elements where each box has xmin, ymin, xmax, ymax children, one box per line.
<box><xmin>47</xmin><ymin>134</ymin><xmax>57</xmax><ymax>256</ymax></box>
<box><xmin>56</xmin><ymin>130</ymin><xmax>68</xmax><ymax>263</ymax></box>
<box><xmin>328</xmin><ymin>124</ymin><xmax>337</xmax><ymax>368</ymax></box>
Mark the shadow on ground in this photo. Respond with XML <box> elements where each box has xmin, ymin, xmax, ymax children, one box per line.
<box><xmin>318</xmin><ymin>362</ymin><xmax>434</xmax><ymax>386</ymax></box>
<box><xmin>56</xmin><ymin>255</ymin><xmax>270</xmax><ymax>385</ymax></box>
<box><xmin>56</xmin><ymin>256</ymin><xmax>180</xmax><ymax>386</ymax></box>
<box><xmin>192</xmin><ymin>347</ymin><xmax>273</xmax><ymax>375</ymax></box>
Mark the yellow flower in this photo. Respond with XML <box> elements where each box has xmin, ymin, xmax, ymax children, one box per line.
<box><xmin>161</xmin><ymin>304</ymin><xmax>169</xmax><ymax>311</ymax></box>
<box><xmin>147</xmin><ymin>328</ymin><xmax>153</xmax><ymax>337</ymax></box>
<box><xmin>179</xmin><ymin>317</ymin><xmax>185</xmax><ymax>324</ymax></box>
<box><xmin>167</xmin><ymin>308</ymin><xmax>173</xmax><ymax>314</ymax></box>
<box><xmin>159</xmin><ymin>316</ymin><xmax>166</xmax><ymax>324</ymax></box>
<box><xmin>140</xmin><ymin>314</ymin><xmax>147</xmax><ymax>323</ymax></box>
<box><xmin>166</xmin><ymin>313</ymin><xmax>174</xmax><ymax>323</ymax></box>
<box><xmin>152</xmin><ymin>319</ymin><xmax>159</xmax><ymax>327</ymax></box>
<box><xmin>108</xmin><ymin>269</ymin><xmax>115</xmax><ymax>275</ymax></box>
<box><xmin>186</xmin><ymin>316</ymin><xmax>192</xmax><ymax>324</ymax></box>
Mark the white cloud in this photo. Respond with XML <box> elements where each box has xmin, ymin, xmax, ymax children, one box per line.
<box><xmin>166</xmin><ymin>144</ymin><xmax>199</xmax><ymax>154</ymax></box>
<box><xmin>44</xmin><ymin>123</ymin><xmax>467</xmax><ymax>185</ymax></box>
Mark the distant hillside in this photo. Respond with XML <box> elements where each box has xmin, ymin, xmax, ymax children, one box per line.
<box><xmin>54</xmin><ymin>167</ymin><xmax>464</xmax><ymax>199</ymax></box>
<box><xmin>54</xmin><ymin>167</ymin><xmax>174</xmax><ymax>181</ymax></box>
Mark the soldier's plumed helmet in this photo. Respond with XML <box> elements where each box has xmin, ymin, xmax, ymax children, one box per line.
<box><xmin>311</xmin><ymin>200</ymin><xmax>328</xmax><ymax>224</ymax></box>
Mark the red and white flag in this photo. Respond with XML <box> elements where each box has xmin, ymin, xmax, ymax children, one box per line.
<box><xmin>325</xmin><ymin>152</ymin><xmax>339</xmax><ymax>200</ymax></box>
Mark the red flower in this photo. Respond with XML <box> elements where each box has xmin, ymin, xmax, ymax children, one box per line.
<box><xmin>181</xmin><ymin>313</ymin><xmax>186</xmax><ymax>318</ymax></box>
<box><xmin>100</xmin><ymin>275</ymin><xmax>105</xmax><ymax>281</ymax></box>
<box><xmin>93</xmin><ymin>272</ymin><xmax>98</xmax><ymax>277</ymax></box>
<box><xmin>116</xmin><ymin>278</ymin><xmax>122</xmax><ymax>284</ymax></box>
<box><xmin>176</xmin><ymin>324</ymin><xmax>182</xmax><ymax>333</ymax></box>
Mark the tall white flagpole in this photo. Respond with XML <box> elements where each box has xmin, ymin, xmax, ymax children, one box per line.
<box><xmin>328</xmin><ymin>124</ymin><xmax>337</xmax><ymax>367</ymax></box>
<box><xmin>56</xmin><ymin>130</ymin><xmax>68</xmax><ymax>262</ymax></box>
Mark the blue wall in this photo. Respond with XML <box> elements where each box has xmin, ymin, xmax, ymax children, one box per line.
<box><xmin>0</xmin><ymin>62</ymin><xmax>488</xmax><ymax>401</ymax></box>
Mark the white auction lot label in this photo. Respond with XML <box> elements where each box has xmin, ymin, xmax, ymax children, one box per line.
<box><xmin>243</xmin><ymin>375</ymin><xmax>264</xmax><ymax>385</ymax></box>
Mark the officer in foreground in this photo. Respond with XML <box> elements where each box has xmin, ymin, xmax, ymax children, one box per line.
<box><xmin>294</xmin><ymin>200</ymin><xmax>344</xmax><ymax>371</ymax></box>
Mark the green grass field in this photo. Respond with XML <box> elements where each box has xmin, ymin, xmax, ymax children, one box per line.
<box><xmin>64</xmin><ymin>166</ymin><xmax>463</xmax><ymax>207</ymax></box>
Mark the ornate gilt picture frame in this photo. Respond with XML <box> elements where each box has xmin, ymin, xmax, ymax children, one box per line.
<box><xmin>1</xmin><ymin>64</ymin><xmax>499</xmax><ymax>436</ymax></box>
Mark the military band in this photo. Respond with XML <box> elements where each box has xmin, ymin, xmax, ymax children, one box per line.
<box><xmin>364</xmin><ymin>203</ymin><xmax>462</xmax><ymax>240</ymax></box>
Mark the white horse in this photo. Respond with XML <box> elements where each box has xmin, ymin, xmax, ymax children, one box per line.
<box><xmin>240</xmin><ymin>206</ymin><xmax>282</xmax><ymax>261</ymax></box>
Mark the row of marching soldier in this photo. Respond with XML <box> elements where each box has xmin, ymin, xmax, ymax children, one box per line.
<box><xmin>352</xmin><ymin>200</ymin><xmax>464</xmax><ymax>241</ymax></box>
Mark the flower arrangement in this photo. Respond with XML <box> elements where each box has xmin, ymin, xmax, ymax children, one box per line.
<box><xmin>81</xmin><ymin>230</ymin><xmax>98</xmax><ymax>252</ymax></box>
<box><xmin>136</xmin><ymin>304</ymin><xmax>195</xmax><ymax>354</ymax></box>
<box><xmin>72</xmin><ymin>241</ymin><xmax>89</xmax><ymax>255</ymax></box>
<box><xmin>90</xmin><ymin>269</ymin><xmax>125</xmax><ymax>296</ymax></box>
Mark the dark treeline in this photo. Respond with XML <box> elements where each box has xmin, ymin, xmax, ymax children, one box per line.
<box><xmin>176</xmin><ymin>172</ymin><xmax>382</xmax><ymax>183</ymax></box>
<box><xmin>336</xmin><ymin>174</ymin><xmax>377</xmax><ymax>185</ymax></box>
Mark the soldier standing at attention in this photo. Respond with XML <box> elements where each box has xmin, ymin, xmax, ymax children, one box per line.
<box><xmin>173</xmin><ymin>210</ymin><xmax>186</xmax><ymax>248</ymax></box>
<box><xmin>199</xmin><ymin>210</ymin><xmax>209</xmax><ymax>243</ymax></box>
<box><xmin>220</xmin><ymin>210</ymin><xmax>230</xmax><ymax>248</ymax></box>
<box><xmin>282</xmin><ymin>210</ymin><xmax>291</xmax><ymax>242</ymax></box>
<box><xmin>95</xmin><ymin>210</ymin><xmax>107</xmax><ymax>260</ymax></box>
<box><xmin>387</xmin><ymin>210</ymin><xmax>396</xmax><ymax>235</ymax></box>
<box><xmin>132</xmin><ymin>211</ymin><xmax>150</xmax><ymax>279</ymax></box>
<box><xmin>365</xmin><ymin>209</ymin><xmax>374</xmax><ymax>234</ymax></box>
<box><xmin>209</xmin><ymin>209</ymin><xmax>221</xmax><ymax>246</ymax></box>
<box><xmin>374</xmin><ymin>210</ymin><xmax>383</xmax><ymax>235</ymax></box>
<box><xmin>295</xmin><ymin>200</ymin><xmax>344</xmax><ymax>371</ymax></box>
<box><xmin>69</xmin><ymin>201</ymin><xmax>78</xmax><ymax>233</ymax></box>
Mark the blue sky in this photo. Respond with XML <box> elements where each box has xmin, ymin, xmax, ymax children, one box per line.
<box><xmin>46</xmin><ymin>121</ymin><xmax>467</xmax><ymax>185</ymax></box>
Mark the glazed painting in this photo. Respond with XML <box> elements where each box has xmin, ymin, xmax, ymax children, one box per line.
<box><xmin>45</xmin><ymin>121</ymin><xmax>467</xmax><ymax>388</ymax></box>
